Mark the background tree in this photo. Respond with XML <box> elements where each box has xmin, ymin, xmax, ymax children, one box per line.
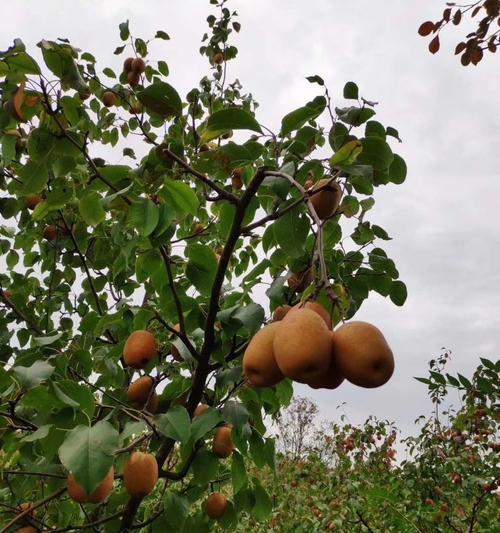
<box><xmin>419</xmin><ymin>0</ymin><xmax>500</xmax><ymax>65</ymax></box>
<box><xmin>0</xmin><ymin>0</ymin><xmax>407</xmax><ymax>530</ymax></box>
<box><xmin>235</xmin><ymin>356</ymin><xmax>499</xmax><ymax>532</ymax></box>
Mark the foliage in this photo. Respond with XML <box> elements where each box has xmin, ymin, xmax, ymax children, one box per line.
<box><xmin>419</xmin><ymin>0</ymin><xmax>500</xmax><ymax>65</ymax></box>
<box><xmin>234</xmin><ymin>356</ymin><xmax>500</xmax><ymax>532</ymax></box>
<box><xmin>0</xmin><ymin>0</ymin><xmax>407</xmax><ymax>530</ymax></box>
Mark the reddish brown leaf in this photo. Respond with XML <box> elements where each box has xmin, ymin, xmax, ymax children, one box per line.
<box><xmin>418</xmin><ymin>21</ymin><xmax>435</xmax><ymax>36</ymax></box>
<box><xmin>455</xmin><ymin>42</ymin><xmax>467</xmax><ymax>55</ymax></box>
<box><xmin>443</xmin><ymin>8</ymin><xmax>452</xmax><ymax>21</ymax></box>
<box><xmin>453</xmin><ymin>9</ymin><xmax>462</xmax><ymax>25</ymax></box>
<box><xmin>461</xmin><ymin>52</ymin><xmax>471</xmax><ymax>66</ymax></box>
<box><xmin>471</xmin><ymin>6</ymin><xmax>481</xmax><ymax>17</ymax></box>
<box><xmin>488</xmin><ymin>41</ymin><xmax>497</xmax><ymax>53</ymax></box>
<box><xmin>429</xmin><ymin>35</ymin><xmax>441</xmax><ymax>54</ymax></box>
<box><xmin>471</xmin><ymin>47</ymin><xmax>484</xmax><ymax>64</ymax></box>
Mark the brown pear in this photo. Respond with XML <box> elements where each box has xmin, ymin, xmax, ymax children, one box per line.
<box><xmin>67</xmin><ymin>467</ymin><xmax>114</xmax><ymax>504</ymax></box>
<box><xmin>309</xmin><ymin>178</ymin><xmax>342</xmax><ymax>220</ymax></box>
<box><xmin>290</xmin><ymin>301</ymin><xmax>332</xmax><ymax>329</ymax></box>
<box><xmin>243</xmin><ymin>322</ymin><xmax>284</xmax><ymax>387</ymax></box>
<box><xmin>205</xmin><ymin>492</ymin><xmax>228</xmax><ymax>519</ymax></box>
<box><xmin>127</xmin><ymin>376</ymin><xmax>158</xmax><ymax>413</ymax></box>
<box><xmin>123</xmin><ymin>57</ymin><xmax>134</xmax><ymax>72</ymax></box>
<box><xmin>131</xmin><ymin>57</ymin><xmax>146</xmax><ymax>74</ymax></box>
<box><xmin>43</xmin><ymin>225</ymin><xmax>59</xmax><ymax>241</ymax></box>
<box><xmin>273</xmin><ymin>308</ymin><xmax>331</xmax><ymax>383</ymax></box>
<box><xmin>25</xmin><ymin>194</ymin><xmax>42</xmax><ymax>210</ymax></box>
<box><xmin>16</xmin><ymin>528</ymin><xmax>38</xmax><ymax>533</ymax></box>
<box><xmin>306</xmin><ymin>332</ymin><xmax>344</xmax><ymax>389</ymax></box>
<box><xmin>102</xmin><ymin>91</ymin><xmax>117</xmax><ymax>107</ymax></box>
<box><xmin>194</xmin><ymin>403</ymin><xmax>210</xmax><ymax>417</ymax></box>
<box><xmin>212</xmin><ymin>426</ymin><xmax>234</xmax><ymax>458</ymax></box>
<box><xmin>123</xmin><ymin>452</ymin><xmax>158</xmax><ymax>497</ymax></box>
<box><xmin>272</xmin><ymin>305</ymin><xmax>291</xmax><ymax>322</ymax></box>
<box><xmin>332</xmin><ymin>321</ymin><xmax>394</xmax><ymax>388</ymax></box>
<box><xmin>127</xmin><ymin>71</ymin><xmax>141</xmax><ymax>88</ymax></box>
<box><xmin>123</xmin><ymin>330</ymin><xmax>157</xmax><ymax>368</ymax></box>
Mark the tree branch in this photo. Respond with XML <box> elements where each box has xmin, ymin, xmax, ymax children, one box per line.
<box><xmin>0</xmin><ymin>288</ymin><xmax>43</xmax><ymax>335</ymax></box>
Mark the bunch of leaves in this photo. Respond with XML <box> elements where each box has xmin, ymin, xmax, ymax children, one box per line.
<box><xmin>419</xmin><ymin>1</ymin><xmax>500</xmax><ymax>65</ymax></box>
<box><xmin>0</xmin><ymin>0</ymin><xmax>407</xmax><ymax>529</ymax></box>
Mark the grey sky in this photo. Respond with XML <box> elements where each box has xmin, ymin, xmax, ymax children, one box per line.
<box><xmin>2</xmin><ymin>0</ymin><xmax>499</xmax><ymax>437</ymax></box>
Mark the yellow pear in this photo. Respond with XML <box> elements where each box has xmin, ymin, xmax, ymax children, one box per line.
<box><xmin>243</xmin><ymin>322</ymin><xmax>284</xmax><ymax>387</ymax></box>
<box><xmin>332</xmin><ymin>321</ymin><xmax>394</xmax><ymax>388</ymax></box>
<box><xmin>273</xmin><ymin>308</ymin><xmax>331</xmax><ymax>383</ymax></box>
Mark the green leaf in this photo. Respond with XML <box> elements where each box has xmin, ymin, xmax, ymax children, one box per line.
<box><xmin>337</xmin><ymin>106</ymin><xmax>375</xmax><ymax>126</ymax></box>
<box><xmin>205</xmin><ymin>108</ymin><xmax>262</xmax><ymax>138</ymax></box>
<box><xmin>155</xmin><ymin>405</ymin><xmax>191</xmax><ymax>444</ymax></box>
<box><xmin>281</xmin><ymin>96</ymin><xmax>326</xmax><ymax>136</ymax></box>
<box><xmin>273</xmin><ymin>210</ymin><xmax>309</xmax><ymax>258</ymax></box>
<box><xmin>138</xmin><ymin>82</ymin><xmax>182</xmax><ymax>118</ymax></box>
<box><xmin>232</xmin><ymin>452</ymin><xmax>248</xmax><ymax>493</ymax></box>
<box><xmin>365</xmin><ymin>120</ymin><xmax>386</xmax><ymax>139</ymax></box>
<box><xmin>389</xmin><ymin>280</ymin><xmax>407</xmax><ymax>306</ymax></box>
<box><xmin>79</xmin><ymin>191</ymin><xmax>106</xmax><ymax>226</ymax></box>
<box><xmin>119</xmin><ymin>21</ymin><xmax>130</xmax><ymax>41</ymax></box>
<box><xmin>5</xmin><ymin>52</ymin><xmax>41</xmax><ymax>75</ymax></box>
<box><xmin>186</xmin><ymin>244</ymin><xmax>218</xmax><ymax>296</ymax></box>
<box><xmin>251</xmin><ymin>481</ymin><xmax>272</xmax><ymax>521</ymax></box>
<box><xmin>38</xmin><ymin>40</ymin><xmax>88</xmax><ymax>92</ymax></box>
<box><xmin>191</xmin><ymin>449</ymin><xmax>219</xmax><ymax>486</ymax></box>
<box><xmin>13</xmin><ymin>361</ymin><xmax>54</xmax><ymax>389</ymax></box>
<box><xmin>223</xmin><ymin>401</ymin><xmax>249</xmax><ymax>429</ymax></box>
<box><xmin>53</xmin><ymin>380</ymin><xmax>95</xmax><ymax>418</ymax></box>
<box><xmin>128</xmin><ymin>198</ymin><xmax>159</xmax><ymax>236</ymax></box>
<box><xmin>58</xmin><ymin>421</ymin><xmax>118</xmax><ymax>495</ymax></box>
<box><xmin>20</xmin><ymin>160</ymin><xmax>49</xmax><ymax>194</ymax></box>
<box><xmin>190</xmin><ymin>408</ymin><xmax>223</xmax><ymax>442</ymax></box>
<box><xmin>343</xmin><ymin>81</ymin><xmax>359</xmax><ymax>99</ymax></box>
<box><xmin>340</xmin><ymin>195</ymin><xmax>359</xmax><ymax>218</ymax></box>
<box><xmin>162</xmin><ymin>179</ymin><xmax>199</xmax><ymax>216</ymax></box>
<box><xmin>358</xmin><ymin>137</ymin><xmax>394</xmax><ymax>171</ymax></box>
<box><xmin>330</xmin><ymin>140</ymin><xmax>363</xmax><ymax>167</ymax></box>
<box><xmin>163</xmin><ymin>491</ymin><xmax>190</xmax><ymax>531</ymax></box>
<box><xmin>22</xmin><ymin>424</ymin><xmax>52</xmax><ymax>442</ymax></box>
<box><xmin>155</xmin><ymin>30</ymin><xmax>171</xmax><ymax>40</ymax></box>
<box><xmin>389</xmin><ymin>153</ymin><xmax>407</xmax><ymax>184</ymax></box>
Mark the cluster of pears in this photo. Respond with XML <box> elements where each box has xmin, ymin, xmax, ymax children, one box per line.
<box><xmin>243</xmin><ymin>302</ymin><xmax>394</xmax><ymax>391</ymax></box>
<box><xmin>66</xmin><ymin>451</ymin><xmax>159</xmax><ymax>505</ymax></box>
<box><xmin>122</xmin><ymin>55</ymin><xmax>146</xmax><ymax>88</ymax></box>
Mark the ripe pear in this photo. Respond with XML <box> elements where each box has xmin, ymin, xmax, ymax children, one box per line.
<box><xmin>131</xmin><ymin>57</ymin><xmax>146</xmax><ymax>74</ymax></box>
<box><xmin>127</xmin><ymin>71</ymin><xmax>141</xmax><ymax>88</ymax></box>
<box><xmin>102</xmin><ymin>91</ymin><xmax>117</xmax><ymax>107</ymax></box>
<box><xmin>123</xmin><ymin>452</ymin><xmax>158</xmax><ymax>497</ymax></box>
<box><xmin>332</xmin><ymin>321</ymin><xmax>394</xmax><ymax>388</ymax></box>
<box><xmin>194</xmin><ymin>403</ymin><xmax>210</xmax><ymax>417</ymax></box>
<box><xmin>25</xmin><ymin>194</ymin><xmax>42</xmax><ymax>210</ymax></box>
<box><xmin>127</xmin><ymin>376</ymin><xmax>158</xmax><ymax>413</ymax></box>
<box><xmin>16</xmin><ymin>528</ymin><xmax>37</xmax><ymax>533</ymax></box>
<box><xmin>43</xmin><ymin>225</ymin><xmax>59</xmax><ymax>241</ymax></box>
<box><xmin>310</xmin><ymin>178</ymin><xmax>342</xmax><ymax>220</ymax></box>
<box><xmin>67</xmin><ymin>467</ymin><xmax>114</xmax><ymax>504</ymax></box>
<box><xmin>212</xmin><ymin>426</ymin><xmax>234</xmax><ymax>458</ymax></box>
<box><xmin>273</xmin><ymin>308</ymin><xmax>331</xmax><ymax>383</ymax></box>
<box><xmin>272</xmin><ymin>304</ymin><xmax>291</xmax><ymax>322</ymax></box>
<box><xmin>243</xmin><ymin>322</ymin><xmax>284</xmax><ymax>387</ymax></box>
<box><xmin>290</xmin><ymin>301</ymin><xmax>332</xmax><ymax>329</ymax></box>
<box><xmin>123</xmin><ymin>57</ymin><xmax>134</xmax><ymax>72</ymax></box>
<box><xmin>123</xmin><ymin>330</ymin><xmax>157</xmax><ymax>368</ymax></box>
<box><xmin>205</xmin><ymin>492</ymin><xmax>228</xmax><ymax>519</ymax></box>
<box><xmin>231</xmin><ymin>168</ymin><xmax>243</xmax><ymax>190</ymax></box>
<box><xmin>306</xmin><ymin>332</ymin><xmax>344</xmax><ymax>389</ymax></box>
<box><xmin>213</xmin><ymin>52</ymin><xmax>224</xmax><ymax>65</ymax></box>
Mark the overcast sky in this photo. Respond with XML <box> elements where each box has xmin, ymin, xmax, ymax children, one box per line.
<box><xmin>2</xmin><ymin>0</ymin><xmax>499</xmax><ymax>439</ymax></box>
